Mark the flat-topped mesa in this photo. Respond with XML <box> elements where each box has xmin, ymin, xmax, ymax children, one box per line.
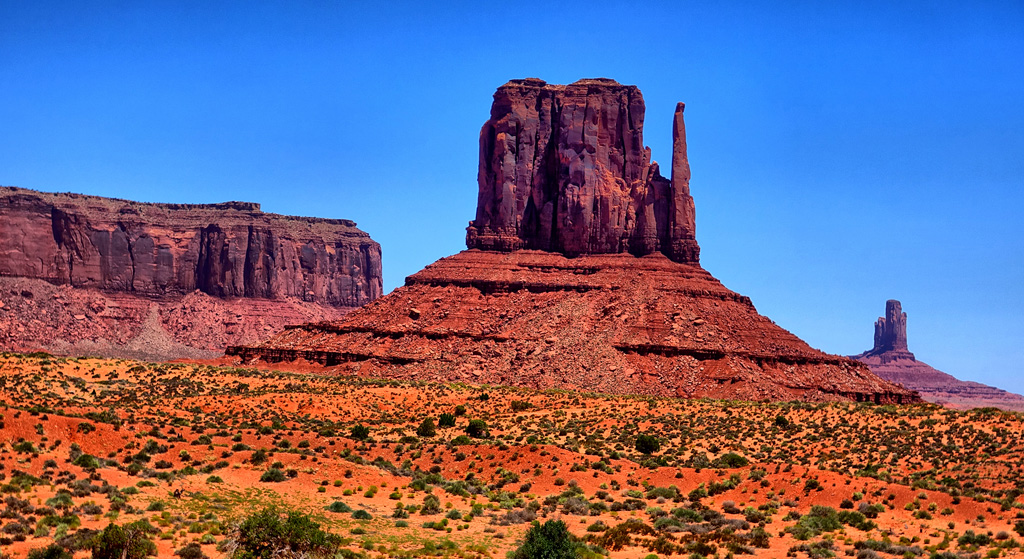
<box><xmin>0</xmin><ymin>186</ymin><xmax>382</xmax><ymax>308</ymax></box>
<box><xmin>467</xmin><ymin>78</ymin><xmax>700</xmax><ymax>263</ymax></box>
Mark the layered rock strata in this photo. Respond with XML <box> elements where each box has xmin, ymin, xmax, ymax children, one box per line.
<box><xmin>0</xmin><ymin>187</ymin><xmax>381</xmax><ymax>359</ymax></box>
<box><xmin>0</xmin><ymin>186</ymin><xmax>381</xmax><ymax>306</ymax></box>
<box><xmin>230</xmin><ymin>78</ymin><xmax>918</xmax><ymax>404</ymax></box>
<box><xmin>468</xmin><ymin>78</ymin><xmax>699</xmax><ymax>263</ymax></box>
<box><xmin>232</xmin><ymin>250</ymin><xmax>916</xmax><ymax>402</ymax></box>
<box><xmin>852</xmin><ymin>300</ymin><xmax>1024</xmax><ymax>411</ymax></box>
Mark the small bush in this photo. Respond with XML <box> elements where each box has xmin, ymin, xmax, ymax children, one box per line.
<box><xmin>249</xmin><ymin>448</ymin><xmax>268</xmax><ymax>466</ymax></box>
<box><xmin>635</xmin><ymin>435</ymin><xmax>660</xmax><ymax>455</ymax></box>
<box><xmin>232</xmin><ymin>507</ymin><xmax>341</xmax><ymax>559</ymax></box>
<box><xmin>325</xmin><ymin>501</ymin><xmax>352</xmax><ymax>513</ymax></box>
<box><xmin>465</xmin><ymin>419</ymin><xmax>488</xmax><ymax>438</ymax></box>
<box><xmin>174</xmin><ymin>542</ymin><xmax>206</xmax><ymax>559</ymax></box>
<box><xmin>91</xmin><ymin>521</ymin><xmax>157</xmax><ymax>559</ymax></box>
<box><xmin>510</xmin><ymin>520</ymin><xmax>577</xmax><ymax>559</ymax></box>
<box><xmin>350</xmin><ymin>425</ymin><xmax>370</xmax><ymax>441</ymax></box>
<box><xmin>72</xmin><ymin>454</ymin><xmax>101</xmax><ymax>470</ymax></box>
<box><xmin>28</xmin><ymin>544</ymin><xmax>73</xmax><ymax>559</ymax></box>
<box><xmin>260</xmin><ymin>468</ymin><xmax>287</xmax><ymax>483</ymax></box>
<box><xmin>421</xmin><ymin>494</ymin><xmax>442</xmax><ymax>515</ymax></box>
<box><xmin>416</xmin><ymin>418</ymin><xmax>436</xmax><ymax>437</ymax></box>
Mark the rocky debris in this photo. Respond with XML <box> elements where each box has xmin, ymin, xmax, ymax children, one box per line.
<box><xmin>229</xmin><ymin>78</ymin><xmax>918</xmax><ymax>405</ymax></box>
<box><xmin>0</xmin><ymin>276</ymin><xmax>350</xmax><ymax>361</ymax></box>
<box><xmin>467</xmin><ymin>78</ymin><xmax>700</xmax><ymax>263</ymax></box>
<box><xmin>231</xmin><ymin>250</ymin><xmax>917</xmax><ymax>403</ymax></box>
<box><xmin>0</xmin><ymin>186</ymin><xmax>382</xmax><ymax>307</ymax></box>
<box><xmin>851</xmin><ymin>299</ymin><xmax>1024</xmax><ymax>411</ymax></box>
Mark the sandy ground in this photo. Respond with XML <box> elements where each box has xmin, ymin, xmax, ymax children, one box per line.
<box><xmin>0</xmin><ymin>352</ymin><xmax>1022</xmax><ymax>558</ymax></box>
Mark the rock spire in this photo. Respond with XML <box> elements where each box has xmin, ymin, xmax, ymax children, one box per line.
<box><xmin>852</xmin><ymin>299</ymin><xmax>1024</xmax><ymax>411</ymax></box>
<box><xmin>869</xmin><ymin>299</ymin><xmax>914</xmax><ymax>361</ymax></box>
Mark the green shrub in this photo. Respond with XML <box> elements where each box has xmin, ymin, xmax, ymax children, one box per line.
<box><xmin>465</xmin><ymin>419</ymin><xmax>488</xmax><ymax>438</ymax></box>
<box><xmin>438</xmin><ymin>413</ymin><xmax>456</xmax><ymax>428</ymax></box>
<box><xmin>416</xmin><ymin>418</ymin><xmax>436</xmax><ymax>438</ymax></box>
<box><xmin>788</xmin><ymin>506</ymin><xmax>842</xmax><ymax>540</ymax></box>
<box><xmin>421</xmin><ymin>494</ymin><xmax>442</xmax><ymax>515</ymax></box>
<box><xmin>510</xmin><ymin>520</ymin><xmax>577</xmax><ymax>559</ymax></box>
<box><xmin>260</xmin><ymin>468</ymin><xmax>287</xmax><ymax>483</ymax></box>
<box><xmin>91</xmin><ymin>521</ymin><xmax>157</xmax><ymax>559</ymax></box>
<box><xmin>326</xmin><ymin>501</ymin><xmax>352</xmax><ymax>513</ymax></box>
<box><xmin>27</xmin><ymin>544</ymin><xmax>72</xmax><ymax>559</ymax></box>
<box><xmin>232</xmin><ymin>507</ymin><xmax>341</xmax><ymax>559</ymax></box>
<box><xmin>72</xmin><ymin>454</ymin><xmax>101</xmax><ymax>469</ymax></box>
<box><xmin>249</xmin><ymin>448</ymin><xmax>268</xmax><ymax>466</ymax></box>
<box><xmin>350</xmin><ymin>425</ymin><xmax>370</xmax><ymax>441</ymax></box>
<box><xmin>635</xmin><ymin>435</ymin><xmax>660</xmax><ymax>455</ymax></box>
<box><xmin>46</xmin><ymin>491</ymin><xmax>74</xmax><ymax>509</ymax></box>
<box><xmin>718</xmin><ymin>453</ymin><xmax>749</xmax><ymax>468</ymax></box>
<box><xmin>352</xmin><ymin>510</ymin><xmax>372</xmax><ymax>520</ymax></box>
<box><xmin>174</xmin><ymin>542</ymin><xmax>207</xmax><ymax>559</ymax></box>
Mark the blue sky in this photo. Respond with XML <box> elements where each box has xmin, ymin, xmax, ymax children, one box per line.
<box><xmin>2</xmin><ymin>1</ymin><xmax>1022</xmax><ymax>393</ymax></box>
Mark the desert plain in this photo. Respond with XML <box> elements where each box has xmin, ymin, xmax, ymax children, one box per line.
<box><xmin>0</xmin><ymin>352</ymin><xmax>1021</xmax><ymax>558</ymax></box>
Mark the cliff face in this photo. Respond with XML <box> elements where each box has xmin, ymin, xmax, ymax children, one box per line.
<box><xmin>467</xmin><ymin>78</ymin><xmax>699</xmax><ymax>263</ymax></box>
<box><xmin>230</xmin><ymin>79</ymin><xmax>918</xmax><ymax>405</ymax></box>
<box><xmin>852</xmin><ymin>300</ymin><xmax>1024</xmax><ymax>411</ymax></box>
<box><xmin>0</xmin><ymin>187</ymin><xmax>382</xmax><ymax>307</ymax></box>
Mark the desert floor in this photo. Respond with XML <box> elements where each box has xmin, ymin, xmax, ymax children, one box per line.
<box><xmin>0</xmin><ymin>352</ymin><xmax>1022</xmax><ymax>558</ymax></box>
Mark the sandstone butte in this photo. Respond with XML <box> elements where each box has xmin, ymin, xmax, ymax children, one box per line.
<box><xmin>230</xmin><ymin>78</ymin><xmax>919</xmax><ymax>404</ymax></box>
<box><xmin>0</xmin><ymin>186</ymin><xmax>382</xmax><ymax>359</ymax></box>
<box><xmin>852</xmin><ymin>299</ymin><xmax>1024</xmax><ymax>411</ymax></box>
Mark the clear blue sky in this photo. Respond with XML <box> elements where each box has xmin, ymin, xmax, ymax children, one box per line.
<box><xmin>2</xmin><ymin>1</ymin><xmax>1022</xmax><ymax>393</ymax></box>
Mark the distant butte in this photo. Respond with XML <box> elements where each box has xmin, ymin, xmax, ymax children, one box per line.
<box><xmin>230</xmin><ymin>78</ymin><xmax>918</xmax><ymax>404</ymax></box>
<box><xmin>852</xmin><ymin>300</ymin><xmax>1024</xmax><ymax>411</ymax></box>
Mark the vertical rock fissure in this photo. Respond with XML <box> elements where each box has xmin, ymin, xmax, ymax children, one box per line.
<box><xmin>123</xmin><ymin>224</ymin><xmax>136</xmax><ymax>292</ymax></box>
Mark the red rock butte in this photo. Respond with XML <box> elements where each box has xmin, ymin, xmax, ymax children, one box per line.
<box><xmin>852</xmin><ymin>300</ymin><xmax>1024</xmax><ymax>411</ymax></box>
<box><xmin>230</xmin><ymin>78</ymin><xmax>919</xmax><ymax>404</ymax></box>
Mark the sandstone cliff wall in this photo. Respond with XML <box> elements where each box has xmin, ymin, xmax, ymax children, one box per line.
<box><xmin>467</xmin><ymin>78</ymin><xmax>699</xmax><ymax>263</ymax></box>
<box><xmin>0</xmin><ymin>187</ymin><xmax>382</xmax><ymax>308</ymax></box>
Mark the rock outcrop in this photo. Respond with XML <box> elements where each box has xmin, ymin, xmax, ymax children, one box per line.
<box><xmin>852</xmin><ymin>300</ymin><xmax>1024</xmax><ymax>411</ymax></box>
<box><xmin>861</xmin><ymin>300</ymin><xmax>914</xmax><ymax>362</ymax></box>
<box><xmin>229</xmin><ymin>78</ymin><xmax>918</xmax><ymax>404</ymax></box>
<box><xmin>467</xmin><ymin>78</ymin><xmax>699</xmax><ymax>263</ymax></box>
<box><xmin>0</xmin><ymin>187</ymin><xmax>382</xmax><ymax>359</ymax></box>
<box><xmin>0</xmin><ymin>187</ymin><xmax>381</xmax><ymax>306</ymax></box>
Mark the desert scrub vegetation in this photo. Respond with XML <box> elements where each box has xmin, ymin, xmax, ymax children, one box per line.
<box><xmin>225</xmin><ymin>507</ymin><xmax>342</xmax><ymax>559</ymax></box>
<box><xmin>1</xmin><ymin>353</ymin><xmax>1023</xmax><ymax>558</ymax></box>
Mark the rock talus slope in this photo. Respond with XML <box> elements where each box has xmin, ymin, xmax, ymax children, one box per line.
<box><xmin>852</xmin><ymin>300</ymin><xmax>1024</xmax><ymax>411</ymax></box>
<box><xmin>0</xmin><ymin>187</ymin><xmax>382</xmax><ymax>358</ymax></box>
<box><xmin>231</xmin><ymin>78</ymin><xmax>918</xmax><ymax>404</ymax></box>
